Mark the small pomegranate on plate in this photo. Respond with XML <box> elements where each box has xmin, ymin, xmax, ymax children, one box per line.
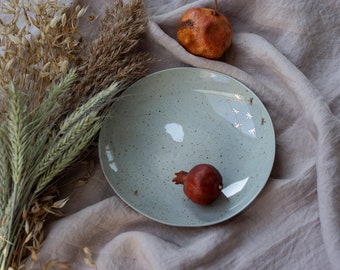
<box><xmin>172</xmin><ymin>164</ymin><xmax>223</xmax><ymax>205</ymax></box>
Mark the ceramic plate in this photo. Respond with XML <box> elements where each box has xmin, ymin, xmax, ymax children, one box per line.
<box><xmin>98</xmin><ymin>67</ymin><xmax>275</xmax><ymax>227</ymax></box>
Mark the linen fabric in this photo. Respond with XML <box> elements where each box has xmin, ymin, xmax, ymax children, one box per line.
<box><xmin>29</xmin><ymin>0</ymin><xmax>340</xmax><ymax>269</ymax></box>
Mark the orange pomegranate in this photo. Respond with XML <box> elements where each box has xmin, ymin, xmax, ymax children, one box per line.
<box><xmin>177</xmin><ymin>0</ymin><xmax>233</xmax><ymax>59</ymax></box>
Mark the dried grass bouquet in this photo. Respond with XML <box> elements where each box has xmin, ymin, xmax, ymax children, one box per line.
<box><xmin>0</xmin><ymin>0</ymin><xmax>152</xmax><ymax>268</ymax></box>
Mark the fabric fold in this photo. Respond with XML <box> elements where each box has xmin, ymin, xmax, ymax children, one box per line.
<box><xmin>27</xmin><ymin>1</ymin><xmax>340</xmax><ymax>269</ymax></box>
<box><xmin>147</xmin><ymin>11</ymin><xmax>340</xmax><ymax>268</ymax></box>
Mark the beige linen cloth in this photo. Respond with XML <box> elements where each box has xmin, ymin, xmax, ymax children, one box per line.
<box><xmin>29</xmin><ymin>0</ymin><xmax>339</xmax><ymax>269</ymax></box>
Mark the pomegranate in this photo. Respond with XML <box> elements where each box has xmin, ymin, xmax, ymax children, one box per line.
<box><xmin>177</xmin><ymin>0</ymin><xmax>233</xmax><ymax>59</ymax></box>
<box><xmin>172</xmin><ymin>164</ymin><xmax>223</xmax><ymax>205</ymax></box>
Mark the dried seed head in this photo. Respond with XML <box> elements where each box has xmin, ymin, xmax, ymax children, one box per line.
<box><xmin>0</xmin><ymin>0</ymin><xmax>86</xmax><ymax>108</ymax></box>
<box><xmin>61</xmin><ymin>13</ymin><xmax>67</xmax><ymax>26</ymax></box>
<box><xmin>31</xmin><ymin>3</ymin><xmax>40</xmax><ymax>16</ymax></box>
<box><xmin>50</xmin><ymin>15</ymin><xmax>61</xmax><ymax>28</ymax></box>
<box><xmin>24</xmin><ymin>219</ymin><xmax>30</xmax><ymax>234</ymax></box>
<box><xmin>83</xmin><ymin>246</ymin><xmax>92</xmax><ymax>257</ymax></box>
<box><xmin>52</xmin><ymin>197</ymin><xmax>69</xmax><ymax>209</ymax></box>
<box><xmin>7</xmin><ymin>34</ymin><xmax>21</xmax><ymax>45</ymax></box>
<box><xmin>77</xmin><ymin>6</ymin><xmax>88</xmax><ymax>19</ymax></box>
<box><xmin>24</xmin><ymin>232</ymin><xmax>33</xmax><ymax>244</ymax></box>
<box><xmin>84</xmin><ymin>257</ymin><xmax>96</xmax><ymax>268</ymax></box>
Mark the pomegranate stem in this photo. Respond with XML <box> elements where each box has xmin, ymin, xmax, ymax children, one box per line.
<box><xmin>214</xmin><ymin>0</ymin><xmax>218</xmax><ymax>12</ymax></box>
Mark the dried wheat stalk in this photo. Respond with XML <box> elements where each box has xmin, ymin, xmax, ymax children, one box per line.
<box><xmin>0</xmin><ymin>0</ymin><xmax>86</xmax><ymax>113</ymax></box>
<box><xmin>0</xmin><ymin>0</ymin><xmax>151</xmax><ymax>268</ymax></box>
<box><xmin>71</xmin><ymin>0</ymin><xmax>152</xmax><ymax>108</ymax></box>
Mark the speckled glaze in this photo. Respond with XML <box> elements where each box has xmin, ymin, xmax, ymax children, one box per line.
<box><xmin>98</xmin><ymin>67</ymin><xmax>275</xmax><ymax>227</ymax></box>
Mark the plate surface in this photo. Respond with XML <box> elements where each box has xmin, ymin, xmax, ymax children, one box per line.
<box><xmin>99</xmin><ymin>67</ymin><xmax>275</xmax><ymax>227</ymax></box>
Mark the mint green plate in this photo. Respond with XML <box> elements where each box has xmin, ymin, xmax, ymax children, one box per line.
<box><xmin>98</xmin><ymin>67</ymin><xmax>275</xmax><ymax>227</ymax></box>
